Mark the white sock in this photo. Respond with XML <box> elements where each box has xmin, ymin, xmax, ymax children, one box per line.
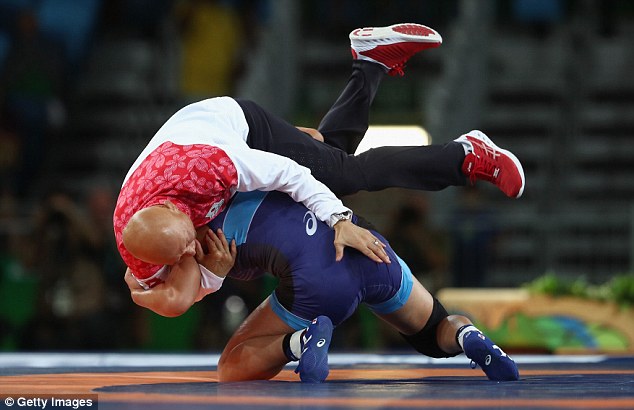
<box><xmin>289</xmin><ymin>329</ymin><xmax>305</xmax><ymax>360</ymax></box>
<box><xmin>457</xmin><ymin>325</ymin><xmax>479</xmax><ymax>350</ymax></box>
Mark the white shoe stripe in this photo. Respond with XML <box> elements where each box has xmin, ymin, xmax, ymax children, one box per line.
<box><xmin>350</xmin><ymin>24</ymin><xmax>442</xmax><ymax>50</ymax></box>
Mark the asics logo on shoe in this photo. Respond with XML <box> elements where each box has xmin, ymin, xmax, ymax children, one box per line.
<box><xmin>303</xmin><ymin>211</ymin><xmax>317</xmax><ymax>236</ymax></box>
<box><xmin>493</xmin><ymin>344</ymin><xmax>508</xmax><ymax>358</ymax></box>
<box><xmin>317</xmin><ymin>338</ymin><xmax>326</xmax><ymax>348</ymax></box>
<box><xmin>301</xmin><ymin>334</ymin><xmax>312</xmax><ymax>354</ymax></box>
<box><xmin>470</xmin><ymin>139</ymin><xmax>501</xmax><ymax>159</ymax></box>
<box><xmin>485</xmin><ymin>355</ymin><xmax>492</xmax><ymax>366</ymax></box>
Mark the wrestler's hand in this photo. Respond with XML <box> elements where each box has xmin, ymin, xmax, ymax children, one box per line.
<box><xmin>296</xmin><ymin>126</ymin><xmax>324</xmax><ymax>142</ymax></box>
<box><xmin>333</xmin><ymin>220</ymin><xmax>390</xmax><ymax>263</ymax></box>
<box><xmin>195</xmin><ymin>228</ymin><xmax>237</xmax><ymax>278</ymax></box>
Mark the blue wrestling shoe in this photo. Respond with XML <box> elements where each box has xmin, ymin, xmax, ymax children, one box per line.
<box><xmin>462</xmin><ymin>329</ymin><xmax>520</xmax><ymax>381</ymax></box>
<box><xmin>294</xmin><ymin>316</ymin><xmax>333</xmax><ymax>383</ymax></box>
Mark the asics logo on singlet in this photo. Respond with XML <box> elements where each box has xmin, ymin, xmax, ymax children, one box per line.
<box><xmin>485</xmin><ymin>355</ymin><xmax>492</xmax><ymax>366</ymax></box>
<box><xmin>303</xmin><ymin>211</ymin><xmax>317</xmax><ymax>236</ymax></box>
<box><xmin>316</xmin><ymin>338</ymin><xmax>326</xmax><ymax>348</ymax></box>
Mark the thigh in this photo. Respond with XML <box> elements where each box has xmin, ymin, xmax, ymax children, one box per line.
<box><xmin>275</xmin><ymin>255</ymin><xmax>366</xmax><ymax>328</ymax></box>
<box><xmin>218</xmin><ymin>296</ymin><xmax>296</xmax><ymax>381</ymax></box>
<box><xmin>220</xmin><ymin>296</ymin><xmax>294</xmax><ymax>359</ymax></box>
<box><xmin>235</xmin><ymin>99</ymin><xmax>365</xmax><ymax>196</ymax></box>
<box><xmin>375</xmin><ymin>277</ymin><xmax>435</xmax><ymax>335</ymax></box>
<box><xmin>318</xmin><ymin>61</ymin><xmax>385</xmax><ymax>153</ymax></box>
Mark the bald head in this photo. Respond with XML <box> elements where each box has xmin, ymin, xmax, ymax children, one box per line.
<box><xmin>123</xmin><ymin>202</ymin><xmax>197</xmax><ymax>265</ymax></box>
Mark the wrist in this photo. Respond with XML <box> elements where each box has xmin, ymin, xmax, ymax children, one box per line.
<box><xmin>329</xmin><ymin>210</ymin><xmax>353</xmax><ymax>228</ymax></box>
<box><xmin>199</xmin><ymin>264</ymin><xmax>225</xmax><ymax>291</ymax></box>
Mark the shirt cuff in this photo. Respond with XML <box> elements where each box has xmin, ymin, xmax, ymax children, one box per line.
<box><xmin>136</xmin><ymin>265</ymin><xmax>169</xmax><ymax>289</ymax></box>
<box><xmin>197</xmin><ymin>264</ymin><xmax>225</xmax><ymax>301</ymax></box>
<box><xmin>327</xmin><ymin>209</ymin><xmax>353</xmax><ymax>228</ymax></box>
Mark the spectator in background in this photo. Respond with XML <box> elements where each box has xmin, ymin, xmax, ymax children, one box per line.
<box><xmin>449</xmin><ymin>185</ymin><xmax>499</xmax><ymax>288</ymax></box>
<box><xmin>85</xmin><ymin>186</ymin><xmax>144</xmax><ymax>349</ymax></box>
<box><xmin>0</xmin><ymin>107</ymin><xmax>20</xmax><ymax>197</ymax></box>
<box><xmin>172</xmin><ymin>0</ymin><xmax>270</xmax><ymax>101</ymax></box>
<box><xmin>0</xmin><ymin>8</ymin><xmax>67</xmax><ymax>198</ymax></box>
<box><xmin>496</xmin><ymin>0</ymin><xmax>567</xmax><ymax>38</ymax></box>
<box><xmin>0</xmin><ymin>184</ymin><xmax>35</xmax><ymax>350</ymax></box>
<box><xmin>85</xmin><ymin>187</ymin><xmax>127</xmax><ymax>293</ymax></box>
<box><xmin>385</xmin><ymin>194</ymin><xmax>449</xmax><ymax>294</ymax></box>
<box><xmin>300</xmin><ymin>0</ymin><xmax>458</xmax><ymax>41</ymax></box>
<box><xmin>174</xmin><ymin>0</ymin><xmax>246</xmax><ymax>100</ymax></box>
<box><xmin>19</xmin><ymin>190</ymin><xmax>125</xmax><ymax>350</ymax></box>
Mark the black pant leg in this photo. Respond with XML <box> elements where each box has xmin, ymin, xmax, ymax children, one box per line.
<box><xmin>351</xmin><ymin>143</ymin><xmax>467</xmax><ymax>194</ymax></box>
<box><xmin>236</xmin><ymin>98</ymin><xmax>366</xmax><ymax>195</ymax></box>
<box><xmin>235</xmin><ymin>99</ymin><xmax>467</xmax><ymax>197</ymax></box>
<box><xmin>317</xmin><ymin>61</ymin><xmax>385</xmax><ymax>154</ymax></box>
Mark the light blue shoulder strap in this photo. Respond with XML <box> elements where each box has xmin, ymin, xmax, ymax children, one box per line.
<box><xmin>222</xmin><ymin>191</ymin><xmax>268</xmax><ymax>245</ymax></box>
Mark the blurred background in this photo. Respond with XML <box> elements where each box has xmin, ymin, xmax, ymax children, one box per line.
<box><xmin>0</xmin><ymin>0</ymin><xmax>633</xmax><ymax>353</ymax></box>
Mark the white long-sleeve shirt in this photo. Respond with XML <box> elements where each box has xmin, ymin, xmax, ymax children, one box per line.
<box><xmin>114</xmin><ymin>97</ymin><xmax>350</xmax><ymax>283</ymax></box>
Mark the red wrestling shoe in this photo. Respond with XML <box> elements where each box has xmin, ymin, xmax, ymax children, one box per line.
<box><xmin>457</xmin><ymin>130</ymin><xmax>526</xmax><ymax>198</ymax></box>
<box><xmin>349</xmin><ymin>23</ymin><xmax>442</xmax><ymax>76</ymax></box>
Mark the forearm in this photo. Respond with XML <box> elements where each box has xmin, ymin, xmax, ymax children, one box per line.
<box><xmin>129</xmin><ymin>257</ymin><xmax>202</xmax><ymax>317</ymax></box>
<box><xmin>130</xmin><ymin>285</ymin><xmax>182</xmax><ymax>317</ymax></box>
<box><xmin>228</xmin><ymin>146</ymin><xmax>351</xmax><ymax>225</ymax></box>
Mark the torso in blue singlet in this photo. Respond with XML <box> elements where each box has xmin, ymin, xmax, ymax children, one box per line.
<box><xmin>209</xmin><ymin>191</ymin><xmax>413</xmax><ymax>329</ymax></box>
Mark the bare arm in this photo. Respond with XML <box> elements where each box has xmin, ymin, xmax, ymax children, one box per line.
<box><xmin>125</xmin><ymin>228</ymin><xmax>237</xmax><ymax>316</ymax></box>
<box><xmin>125</xmin><ymin>255</ymin><xmax>201</xmax><ymax>317</ymax></box>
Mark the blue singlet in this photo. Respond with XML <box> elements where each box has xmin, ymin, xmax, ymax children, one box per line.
<box><xmin>209</xmin><ymin>191</ymin><xmax>414</xmax><ymax>330</ymax></box>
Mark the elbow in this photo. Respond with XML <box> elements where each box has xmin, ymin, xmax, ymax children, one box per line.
<box><xmin>161</xmin><ymin>290</ymin><xmax>195</xmax><ymax>317</ymax></box>
<box><xmin>161</xmin><ymin>304</ymin><xmax>190</xmax><ymax>318</ymax></box>
<box><xmin>131</xmin><ymin>288</ymin><xmax>195</xmax><ymax>318</ymax></box>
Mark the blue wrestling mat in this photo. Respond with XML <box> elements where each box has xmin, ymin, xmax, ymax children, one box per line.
<box><xmin>1</xmin><ymin>353</ymin><xmax>633</xmax><ymax>409</ymax></box>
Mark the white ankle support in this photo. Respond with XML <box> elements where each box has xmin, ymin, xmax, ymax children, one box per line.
<box><xmin>457</xmin><ymin>325</ymin><xmax>479</xmax><ymax>349</ymax></box>
<box><xmin>290</xmin><ymin>329</ymin><xmax>304</xmax><ymax>360</ymax></box>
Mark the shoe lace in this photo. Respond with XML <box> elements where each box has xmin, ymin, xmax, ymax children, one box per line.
<box><xmin>469</xmin><ymin>152</ymin><xmax>499</xmax><ymax>185</ymax></box>
<box><xmin>388</xmin><ymin>63</ymin><xmax>406</xmax><ymax>77</ymax></box>
<box><xmin>385</xmin><ymin>43</ymin><xmax>427</xmax><ymax>77</ymax></box>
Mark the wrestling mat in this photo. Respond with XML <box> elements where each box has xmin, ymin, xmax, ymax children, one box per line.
<box><xmin>1</xmin><ymin>353</ymin><xmax>633</xmax><ymax>409</ymax></box>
